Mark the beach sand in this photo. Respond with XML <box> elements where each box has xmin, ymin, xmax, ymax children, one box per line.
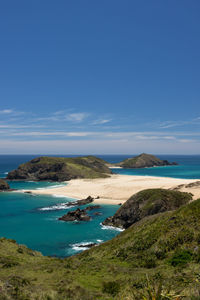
<box><xmin>23</xmin><ymin>174</ymin><xmax>200</xmax><ymax>205</ymax></box>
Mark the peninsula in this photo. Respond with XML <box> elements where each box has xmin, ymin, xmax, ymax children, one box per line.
<box><xmin>7</xmin><ymin>156</ymin><xmax>111</xmax><ymax>181</ymax></box>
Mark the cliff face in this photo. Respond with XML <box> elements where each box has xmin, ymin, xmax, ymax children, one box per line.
<box><xmin>119</xmin><ymin>153</ymin><xmax>178</xmax><ymax>168</ymax></box>
<box><xmin>102</xmin><ymin>189</ymin><xmax>192</xmax><ymax>229</ymax></box>
<box><xmin>0</xmin><ymin>179</ymin><xmax>10</xmax><ymax>191</ymax></box>
<box><xmin>7</xmin><ymin>156</ymin><xmax>111</xmax><ymax>182</ymax></box>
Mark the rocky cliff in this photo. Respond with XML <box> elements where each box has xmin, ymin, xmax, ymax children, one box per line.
<box><xmin>7</xmin><ymin>156</ymin><xmax>111</xmax><ymax>181</ymax></box>
<box><xmin>119</xmin><ymin>153</ymin><xmax>178</xmax><ymax>168</ymax></box>
<box><xmin>102</xmin><ymin>188</ymin><xmax>192</xmax><ymax>229</ymax></box>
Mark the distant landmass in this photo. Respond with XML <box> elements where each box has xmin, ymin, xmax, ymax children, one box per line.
<box><xmin>118</xmin><ymin>153</ymin><xmax>178</xmax><ymax>168</ymax></box>
<box><xmin>7</xmin><ymin>153</ymin><xmax>177</xmax><ymax>182</ymax></box>
<box><xmin>6</xmin><ymin>156</ymin><xmax>111</xmax><ymax>181</ymax></box>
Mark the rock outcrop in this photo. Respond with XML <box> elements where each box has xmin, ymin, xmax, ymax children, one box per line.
<box><xmin>102</xmin><ymin>189</ymin><xmax>192</xmax><ymax>229</ymax></box>
<box><xmin>0</xmin><ymin>179</ymin><xmax>10</xmax><ymax>191</ymax></box>
<box><xmin>58</xmin><ymin>208</ymin><xmax>91</xmax><ymax>222</ymax></box>
<box><xmin>58</xmin><ymin>204</ymin><xmax>101</xmax><ymax>222</ymax></box>
<box><xmin>119</xmin><ymin>153</ymin><xmax>178</xmax><ymax>168</ymax></box>
<box><xmin>7</xmin><ymin>156</ymin><xmax>111</xmax><ymax>182</ymax></box>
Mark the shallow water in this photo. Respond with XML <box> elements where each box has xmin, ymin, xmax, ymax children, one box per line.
<box><xmin>0</xmin><ymin>191</ymin><xmax>119</xmax><ymax>257</ymax></box>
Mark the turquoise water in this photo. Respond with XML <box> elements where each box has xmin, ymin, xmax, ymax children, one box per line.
<box><xmin>0</xmin><ymin>191</ymin><xmax>119</xmax><ymax>257</ymax></box>
<box><xmin>8</xmin><ymin>180</ymin><xmax>67</xmax><ymax>190</ymax></box>
<box><xmin>0</xmin><ymin>154</ymin><xmax>200</xmax><ymax>257</ymax></box>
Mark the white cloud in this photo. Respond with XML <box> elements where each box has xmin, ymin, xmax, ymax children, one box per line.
<box><xmin>65</xmin><ymin>113</ymin><xmax>89</xmax><ymax>122</ymax></box>
<box><xmin>0</xmin><ymin>109</ymin><xmax>13</xmax><ymax>114</ymax></box>
<box><xmin>92</xmin><ymin>119</ymin><xmax>112</xmax><ymax>125</ymax></box>
<box><xmin>159</xmin><ymin>117</ymin><xmax>200</xmax><ymax>129</ymax></box>
<box><xmin>0</xmin><ymin>138</ymin><xmax>200</xmax><ymax>154</ymax></box>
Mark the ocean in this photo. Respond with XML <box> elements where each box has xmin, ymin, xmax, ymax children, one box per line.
<box><xmin>0</xmin><ymin>154</ymin><xmax>200</xmax><ymax>257</ymax></box>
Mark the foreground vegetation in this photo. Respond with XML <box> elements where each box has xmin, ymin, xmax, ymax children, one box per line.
<box><xmin>1</xmin><ymin>194</ymin><xmax>200</xmax><ymax>299</ymax></box>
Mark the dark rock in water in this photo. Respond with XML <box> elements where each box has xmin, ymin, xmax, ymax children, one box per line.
<box><xmin>102</xmin><ymin>189</ymin><xmax>192</xmax><ymax>229</ymax></box>
<box><xmin>24</xmin><ymin>191</ymin><xmax>32</xmax><ymax>194</ymax></box>
<box><xmin>38</xmin><ymin>196</ymin><xmax>94</xmax><ymax>212</ymax></box>
<box><xmin>59</xmin><ymin>208</ymin><xmax>91</xmax><ymax>222</ymax></box>
<box><xmin>0</xmin><ymin>179</ymin><xmax>10</xmax><ymax>191</ymax></box>
<box><xmin>118</xmin><ymin>153</ymin><xmax>178</xmax><ymax>168</ymax></box>
<box><xmin>85</xmin><ymin>205</ymin><xmax>101</xmax><ymax>211</ymax></box>
<box><xmin>6</xmin><ymin>156</ymin><xmax>111</xmax><ymax>182</ymax></box>
<box><xmin>58</xmin><ymin>204</ymin><xmax>101</xmax><ymax>222</ymax></box>
<box><xmin>62</xmin><ymin>196</ymin><xmax>94</xmax><ymax>208</ymax></box>
<box><xmin>75</xmin><ymin>196</ymin><xmax>94</xmax><ymax>206</ymax></box>
<box><xmin>93</xmin><ymin>212</ymin><xmax>102</xmax><ymax>216</ymax></box>
<box><xmin>77</xmin><ymin>243</ymin><xmax>97</xmax><ymax>248</ymax></box>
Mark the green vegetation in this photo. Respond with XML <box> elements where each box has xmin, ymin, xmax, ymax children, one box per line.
<box><xmin>119</xmin><ymin>153</ymin><xmax>177</xmax><ymax>168</ymax></box>
<box><xmin>103</xmin><ymin>188</ymin><xmax>192</xmax><ymax>228</ymax></box>
<box><xmin>7</xmin><ymin>155</ymin><xmax>111</xmax><ymax>181</ymax></box>
<box><xmin>1</xmin><ymin>194</ymin><xmax>200</xmax><ymax>299</ymax></box>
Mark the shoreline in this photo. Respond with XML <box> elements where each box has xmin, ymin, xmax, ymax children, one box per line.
<box><xmin>20</xmin><ymin>174</ymin><xmax>200</xmax><ymax>205</ymax></box>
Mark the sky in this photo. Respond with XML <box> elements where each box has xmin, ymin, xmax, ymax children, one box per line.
<box><xmin>0</xmin><ymin>0</ymin><xmax>200</xmax><ymax>154</ymax></box>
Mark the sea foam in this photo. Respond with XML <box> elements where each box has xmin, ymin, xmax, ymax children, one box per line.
<box><xmin>71</xmin><ymin>239</ymin><xmax>103</xmax><ymax>252</ymax></box>
<box><xmin>39</xmin><ymin>203</ymin><xmax>74</xmax><ymax>211</ymax></box>
<box><xmin>100</xmin><ymin>223</ymin><xmax>124</xmax><ymax>232</ymax></box>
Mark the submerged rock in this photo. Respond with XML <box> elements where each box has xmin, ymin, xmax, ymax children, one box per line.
<box><xmin>93</xmin><ymin>212</ymin><xmax>102</xmax><ymax>216</ymax></box>
<box><xmin>0</xmin><ymin>179</ymin><xmax>10</xmax><ymax>191</ymax></box>
<box><xmin>102</xmin><ymin>189</ymin><xmax>192</xmax><ymax>229</ymax></box>
<box><xmin>85</xmin><ymin>205</ymin><xmax>101</xmax><ymax>211</ymax></box>
<box><xmin>76</xmin><ymin>243</ymin><xmax>97</xmax><ymax>249</ymax></box>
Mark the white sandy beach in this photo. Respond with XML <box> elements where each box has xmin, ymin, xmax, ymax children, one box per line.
<box><xmin>23</xmin><ymin>174</ymin><xmax>200</xmax><ymax>205</ymax></box>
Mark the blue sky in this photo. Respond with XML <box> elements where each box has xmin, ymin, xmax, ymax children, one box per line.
<box><xmin>0</xmin><ymin>0</ymin><xmax>200</xmax><ymax>154</ymax></box>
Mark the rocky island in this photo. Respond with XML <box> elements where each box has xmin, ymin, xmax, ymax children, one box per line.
<box><xmin>7</xmin><ymin>156</ymin><xmax>111</xmax><ymax>182</ymax></box>
<box><xmin>0</xmin><ymin>179</ymin><xmax>10</xmax><ymax>191</ymax></box>
<box><xmin>118</xmin><ymin>153</ymin><xmax>178</xmax><ymax>168</ymax></box>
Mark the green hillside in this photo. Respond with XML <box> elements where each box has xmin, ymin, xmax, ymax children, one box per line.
<box><xmin>7</xmin><ymin>156</ymin><xmax>111</xmax><ymax>182</ymax></box>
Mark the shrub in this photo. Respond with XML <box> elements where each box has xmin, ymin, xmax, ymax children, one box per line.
<box><xmin>168</xmin><ymin>249</ymin><xmax>193</xmax><ymax>267</ymax></box>
<box><xmin>102</xmin><ymin>281</ymin><xmax>120</xmax><ymax>296</ymax></box>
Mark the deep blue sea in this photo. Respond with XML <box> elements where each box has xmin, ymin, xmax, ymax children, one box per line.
<box><xmin>0</xmin><ymin>154</ymin><xmax>200</xmax><ymax>257</ymax></box>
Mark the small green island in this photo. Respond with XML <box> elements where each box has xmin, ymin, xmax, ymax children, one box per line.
<box><xmin>118</xmin><ymin>153</ymin><xmax>178</xmax><ymax>168</ymax></box>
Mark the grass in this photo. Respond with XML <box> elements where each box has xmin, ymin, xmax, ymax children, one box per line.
<box><xmin>8</xmin><ymin>155</ymin><xmax>111</xmax><ymax>181</ymax></box>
